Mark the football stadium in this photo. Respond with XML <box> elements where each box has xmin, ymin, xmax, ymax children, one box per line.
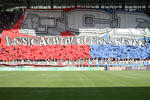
<box><xmin>0</xmin><ymin>0</ymin><xmax>150</xmax><ymax>100</ymax></box>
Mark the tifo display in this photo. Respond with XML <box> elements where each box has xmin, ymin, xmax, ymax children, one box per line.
<box><xmin>0</xmin><ymin>8</ymin><xmax>150</xmax><ymax>66</ymax></box>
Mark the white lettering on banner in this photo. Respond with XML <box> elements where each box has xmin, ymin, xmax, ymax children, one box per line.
<box><xmin>5</xmin><ymin>36</ymin><xmax>145</xmax><ymax>46</ymax></box>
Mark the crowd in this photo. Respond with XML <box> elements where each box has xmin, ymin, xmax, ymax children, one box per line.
<box><xmin>0</xmin><ymin>57</ymin><xmax>150</xmax><ymax>67</ymax></box>
<box><xmin>0</xmin><ymin>44</ymin><xmax>150</xmax><ymax>67</ymax></box>
<box><xmin>0</xmin><ymin>45</ymin><xmax>91</xmax><ymax>61</ymax></box>
<box><xmin>90</xmin><ymin>44</ymin><xmax>150</xmax><ymax>59</ymax></box>
<box><xmin>0</xmin><ymin>9</ymin><xmax>23</xmax><ymax>33</ymax></box>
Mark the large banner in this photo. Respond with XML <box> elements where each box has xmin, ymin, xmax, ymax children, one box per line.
<box><xmin>1</xmin><ymin>8</ymin><xmax>150</xmax><ymax>62</ymax></box>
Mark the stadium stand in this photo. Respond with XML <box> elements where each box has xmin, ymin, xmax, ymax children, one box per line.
<box><xmin>0</xmin><ymin>9</ymin><xmax>23</xmax><ymax>30</ymax></box>
<box><xmin>0</xmin><ymin>0</ymin><xmax>150</xmax><ymax>68</ymax></box>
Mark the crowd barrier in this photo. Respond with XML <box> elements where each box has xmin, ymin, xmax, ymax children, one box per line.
<box><xmin>0</xmin><ymin>67</ymin><xmax>105</xmax><ymax>71</ymax></box>
<box><xmin>0</xmin><ymin>60</ymin><xmax>150</xmax><ymax>71</ymax></box>
<box><xmin>0</xmin><ymin>66</ymin><xmax>149</xmax><ymax>71</ymax></box>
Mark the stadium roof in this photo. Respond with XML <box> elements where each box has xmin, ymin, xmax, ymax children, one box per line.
<box><xmin>0</xmin><ymin>0</ymin><xmax>149</xmax><ymax>9</ymax></box>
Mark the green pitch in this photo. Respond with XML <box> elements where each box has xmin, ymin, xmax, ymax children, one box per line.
<box><xmin>0</xmin><ymin>71</ymin><xmax>150</xmax><ymax>100</ymax></box>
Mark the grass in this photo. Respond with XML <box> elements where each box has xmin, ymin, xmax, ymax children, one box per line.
<box><xmin>0</xmin><ymin>71</ymin><xmax>149</xmax><ymax>100</ymax></box>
